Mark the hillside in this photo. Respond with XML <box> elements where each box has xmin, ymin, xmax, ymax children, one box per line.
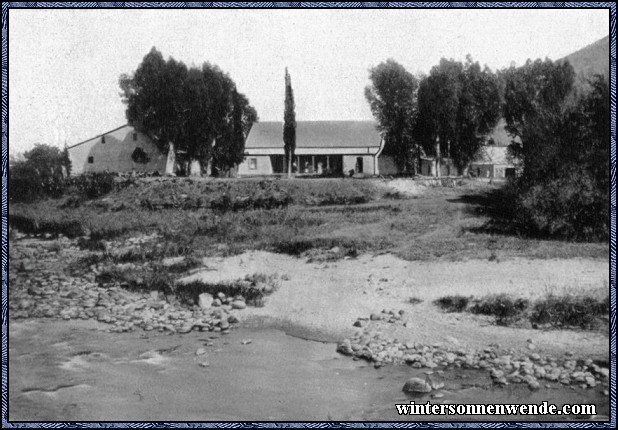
<box><xmin>558</xmin><ymin>35</ymin><xmax>609</xmax><ymax>80</ymax></box>
<box><xmin>488</xmin><ymin>36</ymin><xmax>609</xmax><ymax>147</ymax></box>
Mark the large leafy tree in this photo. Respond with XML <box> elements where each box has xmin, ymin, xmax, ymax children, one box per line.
<box><xmin>23</xmin><ymin>143</ymin><xmax>72</xmax><ymax>178</ymax></box>
<box><xmin>120</xmin><ymin>47</ymin><xmax>257</xmax><ymax>174</ymax></box>
<box><xmin>365</xmin><ymin>59</ymin><xmax>419</xmax><ymax>172</ymax></box>
<box><xmin>283</xmin><ymin>67</ymin><xmax>296</xmax><ymax>177</ymax></box>
<box><xmin>416</xmin><ymin>57</ymin><xmax>500</xmax><ymax>175</ymax></box>
<box><xmin>212</xmin><ymin>90</ymin><xmax>259</xmax><ymax>175</ymax></box>
<box><xmin>502</xmin><ymin>58</ymin><xmax>608</xmax><ymax>240</ymax></box>
<box><xmin>9</xmin><ymin>143</ymin><xmax>71</xmax><ymax>201</ymax></box>
<box><xmin>502</xmin><ymin>58</ymin><xmax>576</xmax><ymax>184</ymax></box>
<box><xmin>119</xmin><ymin>48</ymin><xmax>186</xmax><ymax>155</ymax></box>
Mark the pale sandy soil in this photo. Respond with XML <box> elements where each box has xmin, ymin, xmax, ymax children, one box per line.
<box><xmin>181</xmin><ymin>252</ymin><xmax>609</xmax><ymax>359</ymax></box>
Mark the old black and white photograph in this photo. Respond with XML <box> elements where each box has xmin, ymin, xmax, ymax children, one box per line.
<box><xmin>3</xmin><ymin>4</ymin><xmax>614</xmax><ymax>424</ymax></box>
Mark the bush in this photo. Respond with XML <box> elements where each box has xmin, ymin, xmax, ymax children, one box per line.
<box><xmin>70</xmin><ymin>172</ymin><xmax>116</xmax><ymax>199</ymax></box>
<box><xmin>9</xmin><ymin>162</ymin><xmax>66</xmax><ymax>202</ymax></box>
<box><xmin>470</xmin><ymin>294</ymin><xmax>529</xmax><ymax>325</ymax></box>
<box><xmin>517</xmin><ymin>172</ymin><xmax>608</xmax><ymax>241</ymax></box>
<box><xmin>530</xmin><ymin>294</ymin><xmax>608</xmax><ymax>329</ymax></box>
<box><xmin>434</xmin><ymin>295</ymin><xmax>470</xmax><ymax>312</ymax></box>
<box><xmin>9</xmin><ymin>213</ymin><xmax>87</xmax><ymax>238</ymax></box>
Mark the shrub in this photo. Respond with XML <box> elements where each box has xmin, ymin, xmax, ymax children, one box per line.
<box><xmin>9</xmin><ymin>213</ymin><xmax>87</xmax><ymax>238</ymax></box>
<box><xmin>434</xmin><ymin>295</ymin><xmax>470</xmax><ymax>312</ymax></box>
<box><xmin>470</xmin><ymin>294</ymin><xmax>529</xmax><ymax>325</ymax></box>
<box><xmin>9</xmin><ymin>144</ymin><xmax>71</xmax><ymax>202</ymax></box>
<box><xmin>517</xmin><ymin>172</ymin><xmax>608</xmax><ymax>241</ymax></box>
<box><xmin>530</xmin><ymin>294</ymin><xmax>608</xmax><ymax>329</ymax></box>
<box><xmin>70</xmin><ymin>172</ymin><xmax>116</xmax><ymax>199</ymax></box>
<box><xmin>9</xmin><ymin>162</ymin><xmax>66</xmax><ymax>202</ymax></box>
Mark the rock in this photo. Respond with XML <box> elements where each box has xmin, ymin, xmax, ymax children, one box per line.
<box><xmin>585</xmin><ymin>376</ymin><xmax>596</xmax><ymax>387</ymax></box>
<box><xmin>336</xmin><ymin>339</ymin><xmax>354</xmax><ymax>356</ymax></box>
<box><xmin>212</xmin><ymin>299</ymin><xmax>222</xmax><ymax>307</ymax></box>
<box><xmin>227</xmin><ymin>315</ymin><xmax>239</xmax><ymax>324</ymax></box>
<box><xmin>196</xmin><ymin>347</ymin><xmax>207</xmax><ymax>356</ymax></box>
<box><xmin>430</xmin><ymin>381</ymin><xmax>445</xmax><ymax>390</ymax></box>
<box><xmin>571</xmin><ymin>371</ymin><xmax>586</xmax><ymax>383</ymax></box>
<box><xmin>198</xmin><ymin>293</ymin><xmax>213</xmax><ymax>310</ymax></box>
<box><xmin>425</xmin><ymin>360</ymin><xmax>438</xmax><ymax>369</ymax></box>
<box><xmin>198</xmin><ymin>361</ymin><xmax>210</xmax><ymax>367</ymax></box>
<box><xmin>403</xmin><ymin>377</ymin><xmax>432</xmax><ymax>394</ymax></box>
<box><xmin>525</xmin><ymin>376</ymin><xmax>540</xmax><ymax>391</ymax></box>
<box><xmin>353</xmin><ymin>319</ymin><xmax>365</xmax><ymax>327</ymax></box>
<box><xmin>231</xmin><ymin>300</ymin><xmax>246</xmax><ymax>310</ymax></box>
<box><xmin>217</xmin><ymin>292</ymin><xmax>226</xmax><ymax>300</ymax></box>
<box><xmin>369</xmin><ymin>313</ymin><xmax>381</xmax><ymax>321</ymax></box>
<box><xmin>490</xmin><ymin>369</ymin><xmax>505</xmax><ymax>379</ymax></box>
<box><xmin>177</xmin><ymin>325</ymin><xmax>193</xmax><ymax>334</ymax></box>
<box><xmin>240</xmin><ymin>339</ymin><xmax>252</xmax><ymax>345</ymax></box>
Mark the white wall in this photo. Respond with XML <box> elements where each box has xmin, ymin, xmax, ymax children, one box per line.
<box><xmin>237</xmin><ymin>155</ymin><xmax>273</xmax><ymax>176</ymax></box>
<box><xmin>343</xmin><ymin>155</ymin><xmax>375</xmax><ymax>176</ymax></box>
<box><xmin>69</xmin><ymin>125</ymin><xmax>166</xmax><ymax>174</ymax></box>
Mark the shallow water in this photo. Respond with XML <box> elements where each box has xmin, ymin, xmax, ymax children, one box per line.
<box><xmin>8</xmin><ymin>320</ymin><xmax>609</xmax><ymax>422</ymax></box>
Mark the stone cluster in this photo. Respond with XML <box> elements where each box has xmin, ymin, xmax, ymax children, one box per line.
<box><xmin>8</xmin><ymin>232</ymin><xmax>245</xmax><ymax>334</ymax></box>
<box><xmin>337</xmin><ymin>329</ymin><xmax>610</xmax><ymax>393</ymax></box>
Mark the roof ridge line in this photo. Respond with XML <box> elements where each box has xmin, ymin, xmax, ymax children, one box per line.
<box><xmin>67</xmin><ymin>124</ymin><xmax>130</xmax><ymax>149</ymax></box>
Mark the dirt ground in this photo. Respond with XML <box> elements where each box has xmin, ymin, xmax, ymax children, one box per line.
<box><xmin>181</xmin><ymin>251</ymin><xmax>609</xmax><ymax>359</ymax></box>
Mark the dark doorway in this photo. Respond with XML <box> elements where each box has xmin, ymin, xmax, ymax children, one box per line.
<box><xmin>270</xmin><ymin>155</ymin><xmax>285</xmax><ymax>174</ymax></box>
<box><xmin>356</xmin><ymin>157</ymin><xmax>364</xmax><ymax>174</ymax></box>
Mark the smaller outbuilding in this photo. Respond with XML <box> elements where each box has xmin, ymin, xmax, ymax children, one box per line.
<box><xmin>67</xmin><ymin>125</ymin><xmax>170</xmax><ymax>175</ymax></box>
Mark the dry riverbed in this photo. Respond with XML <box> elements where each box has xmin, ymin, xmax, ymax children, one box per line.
<box><xmin>7</xmin><ymin>231</ymin><xmax>611</xmax><ymax>421</ymax></box>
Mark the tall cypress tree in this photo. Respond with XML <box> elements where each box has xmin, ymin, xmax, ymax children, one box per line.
<box><xmin>283</xmin><ymin>67</ymin><xmax>296</xmax><ymax>177</ymax></box>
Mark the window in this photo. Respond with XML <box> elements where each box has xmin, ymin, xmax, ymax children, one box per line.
<box><xmin>132</xmin><ymin>132</ymin><xmax>138</xmax><ymax>141</ymax></box>
<box><xmin>88</xmin><ymin>156</ymin><xmax>94</xmax><ymax>164</ymax></box>
<box><xmin>248</xmin><ymin>158</ymin><xmax>257</xmax><ymax>170</ymax></box>
<box><xmin>101</xmin><ymin>135</ymin><xmax>106</xmax><ymax>143</ymax></box>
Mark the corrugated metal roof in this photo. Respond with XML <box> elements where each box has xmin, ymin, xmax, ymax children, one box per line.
<box><xmin>246</xmin><ymin>121</ymin><xmax>382</xmax><ymax>149</ymax></box>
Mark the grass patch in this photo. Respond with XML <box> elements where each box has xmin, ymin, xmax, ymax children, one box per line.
<box><xmin>10</xmin><ymin>178</ymin><xmax>607</xmax><ymax>262</ymax></box>
<box><xmin>164</xmin><ymin>256</ymin><xmax>203</xmax><ymax>273</ymax></box>
<box><xmin>434</xmin><ymin>292</ymin><xmax>607</xmax><ymax>330</ymax></box>
<box><xmin>176</xmin><ymin>273</ymin><xmax>280</xmax><ymax>307</ymax></box>
<box><xmin>96</xmin><ymin>266</ymin><xmax>175</xmax><ymax>294</ymax></box>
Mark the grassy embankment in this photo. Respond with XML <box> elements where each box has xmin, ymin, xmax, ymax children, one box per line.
<box><xmin>9</xmin><ymin>176</ymin><xmax>608</xmax><ymax>263</ymax></box>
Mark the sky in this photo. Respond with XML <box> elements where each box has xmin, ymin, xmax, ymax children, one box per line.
<box><xmin>8</xmin><ymin>7</ymin><xmax>610</xmax><ymax>154</ymax></box>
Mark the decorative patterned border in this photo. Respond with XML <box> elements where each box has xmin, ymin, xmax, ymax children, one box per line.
<box><xmin>0</xmin><ymin>2</ymin><xmax>615</xmax><ymax>428</ymax></box>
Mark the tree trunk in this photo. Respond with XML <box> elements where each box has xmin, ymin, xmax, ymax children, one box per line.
<box><xmin>189</xmin><ymin>158</ymin><xmax>202</xmax><ymax>177</ymax></box>
<box><xmin>165</xmin><ymin>142</ymin><xmax>176</xmax><ymax>176</ymax></box>
<box><xmin>287</xmin><ymin>152</ymin><xmax>292</xmax><ymax>178</ymax></box>
<box><xmin>435</xmin><ymin>136</ymin><xmax>441</xmax><ymax>178</ymax></box>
